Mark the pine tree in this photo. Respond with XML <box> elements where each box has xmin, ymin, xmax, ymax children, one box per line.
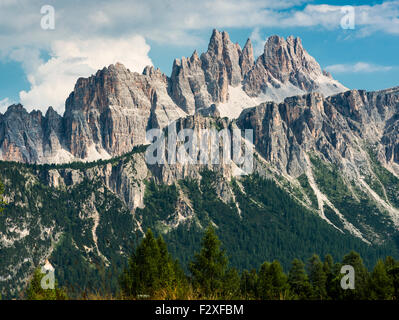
<box><xmin>323</xmin><ymin>254</ymin><xmax>334</xmax><ymax>299</ymax></box>
<box><xmin>173</xmin><ymin>258</ymin><xmax>189</xmax><ymax>289</ymax></box>
<box><xmin>323</xmin><ymin>254</ymin><xmax>334</xmax><ymax>272</ymax></box>
<box><xmin>327</xmin><ymin>262</ymin><xmax>345</xmax><ymax>300</ymax></box>
<box><xmin>120</xmin><ymin>229</ymin><xmax>179</xmax><ymax>298</ymax></box>
<box><xmin>157</xmin><ymin>236</ymin><xmax>177</xmax><ymax>290</ymax></box>
<box><xmin>308</xmin><ymin>254</ymin><xmax>327</xmax><ymax>299</ymax></box>
<box><xmin>258</xmin><ymin>260</ymin><xmax>288</xmax><ymax>300</ymax></box>
<box><xmin>385</xmin><ymin>257</ymin><xmax>399</xmax><ymax>299</ymax></box>
<box><xmin>341</xmin><ymin>251</ymin><xmax>370</xmax><ymax>300</ymax></box>
<box><xmin>370</xmin><ymin>260</ymin><xmax>393</xmax><ymax>300</ymax></box>
<box><xmin>222</xmin><ymin>267</ymin><xmax>241</xmax><ymax>299</ymax></box>
<box><xmin>258</xmin><ymin>262</ymin><xmax>271</xmax><ymax>299</ymax></box>
<box><xmin>189</xmin><ymin>225</ymin><xmax>228</xmax><ymax>297</ymax></box>
<box><xmin>26</xmin><ymin>268</ymin><xmax>67</xmax><ymax>300</ymax></box>
<box><xmin>384</xmin><ymin>256</ymin><xmax>396</xmax><ymax>270</ymax></box>
<box><xmin>288</xmin><ymin>259</ymin><xmax>312</xmax><ymax>299</ymax></box>
<box><xmin>388</xmin><ymin>265</ymin><xmax>399</xmax><ymax>300</ymax></box>
<box><xmin>240</xmin><ymin>269</ymin><xmax>258</xmax><ymax>299</ymax></box>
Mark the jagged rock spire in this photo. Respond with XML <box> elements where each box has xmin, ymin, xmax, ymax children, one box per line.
<box><xmin>243</xmin><ymin>34</ymin><xmax>347</xmax><ymax>96</ymax></box>
<box><xmin>240</xmin><ymin>38</ymin><xmax>255</xmax><ymax>78</ymax></box>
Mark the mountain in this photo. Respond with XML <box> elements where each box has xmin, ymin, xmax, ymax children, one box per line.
<box><xmin>0</xmin><ymin>29</ymin><xmax>346</xmax><ymax>164</ymax></box>
<box><xmin>1</xmin><ymin>30</ymin><xmax>398</xmax><ymax>298</ymax></box>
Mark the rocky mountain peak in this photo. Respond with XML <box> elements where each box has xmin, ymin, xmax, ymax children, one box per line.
<box><xmin>45</xmin><ymin>106</ymin><xmax>60</xmax><ymax>119</ymax></box>
<box><xmin>263</xmin><ymin>35</ymin><xmax>317</xmax><ymax>82</ymax></box>
<box><xmin>243</xmin><ymin>34</ymin><xmax>347</xmax><ymax>98</ymax></box>
<box><xmin>142</xmin><ymin>65</ymin><xmax>164</xmax><ymax>78</ymax></box>
<box><xmin>2</xmin><ymin>30</ymin><xmax>399</xmax><ymax>300</ymax></box>
<box><xmin>240</xmin><ymin>38</ymin><xmax>255</xmax><ymax>78</ymax></box>
<box><xmin>0</xmin><ymin>29</ymin><xmax>350</xmax><ymax>164</ymax></box>
<box><xmin>207</xmin><ymin>29</ymin><xmax>224</xmax><ymax>57</ymax></box>
<box><xmin>190</xmin><ymin>50</ymin><xmax>200</xmax><ymax>62</ymax></box>
<box><xmin>4</xmin><ymin>103</ymin><xmax>26</xmax><ymax>115</ymax></box>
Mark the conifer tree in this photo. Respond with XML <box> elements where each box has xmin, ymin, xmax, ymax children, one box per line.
<box><xmin>258</xmin><ymin>262</ymin><xmax>271</xmax><ymax>299</ymax></box>
<box><xmin>258</xmin><ymin>261</ymin><xmax>288</xmax><ymax>300</ymax></box>
<box><xmin>323</xmin><ymin>254</ymin><xmax>334</xmax><ymax>299</ymax></box>
<box><xmin>288</xmin><ymin>259</ymin><xmax>312</xmax><ymax>299</ymax></box>
<box><xmin>370</xmin><ymin>260</ymin><xmax>393</xmax><ymax>300</ymax></box>
<box><xmin>384</xmin><ymin>256</ymin><xmax>396</xmax><ymax>274</ymax></box>
<box><xmin>308</xmin><ymin>254</ymin><xmax>327</xmax><ymax>299</ymax></box>
<box><xmin>222</xmin><ymin>267</ymin><xmax>241</xmax><ymax>299</ymax></box>
<box><xmin>157</xmin><ymin>236</ymin><xmax>177</xmax><ymax>290</ymax></box>
<box><xmin>240</xmin><ymin>269</ymin><xmax>258</xmax><ymax>299</ymax></box>
<box><xmin>327</xmin><ymin>261</ymin><xmax>345</xmax><ymax>300</ymax></box>
<box><xmin>189</xmin><ymin>225</ymin><xmax>228</xmax><ymax>297</ymax></box>
<box><xmin>26</xmin><ymin>267</ymin><xmax>67</xmax><ymax>300</ymax></box>
<box><xmin>341</xmin><ymin>251</ymin><xmax>370</xmax><ymax>300</ymax></box>
<box><xmin>0</xmin><ymin>180</ymin><xmax>6</xmax><ymax>214</ymax></box>
<box><xmin>385</xmin><ymin>257</ymin><xmax>399</xmax><ymax>299</ymax></box>
<box><xmin>120</xmin><ymin>229</ymin><xmax>179</xmax><ymax>298</ymax></box>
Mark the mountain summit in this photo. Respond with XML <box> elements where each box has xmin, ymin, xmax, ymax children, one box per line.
<box><xmin>0</xmin><ymin>30</ymin><xmax>347</xmax><ymax>164</ymax></box>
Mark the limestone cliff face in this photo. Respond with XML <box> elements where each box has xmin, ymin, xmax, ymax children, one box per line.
<box><xmin>0</xmin><ymin>105</ymin><xmax>64</xmax><ymax>163</ymax></box>
<box><xmin>169</xmin><ymin>29</ymin><xmax>244</xmax><ymax>113</ymax></box>
<box><xmin>63</xmin><ymin>63</ymin><xmax>186</xmax><ymax>160</ymax></box>
<box><xmin>170</xmin><ymin>51</ymin><xmax>211</xmax><ymax>114</ymax></box>
<box><xmin>0</xmin><ymin>29</ymin><xmax>363</xmax><ymax>164</ymax></box>
<box><xmin>239</xmin><ymin>39</ymin><xmax>255</xmax><ymax>79</ymax></box>
<box><xmin>238</xmin><ymin>88</ymin><xmax>399</xmax><ymax>178</ymax></box>
<box><xmin>242</xmin><ymin>35</ymin><xmax>347</xmax><ymax>99</ymax></box>
<box><xmin>329</xmin><ymin>88</ymin><xmax>399</xmax><ymax>174</ymax></box>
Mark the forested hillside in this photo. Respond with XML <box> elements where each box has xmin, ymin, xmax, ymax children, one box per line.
<box><xmin>1</xmin><ymin>145</ymin><xmax>398</xmax><ymax>298</ymax></box>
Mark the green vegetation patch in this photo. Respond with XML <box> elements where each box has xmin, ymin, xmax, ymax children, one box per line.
<box><xmin>367</xmin><ymin>148</ymin><xmax>399</xmax><ymax>208</ymax></box>
<box><xmin>297</xmin><ymin>174</ymin><xmax>318</xmax><ymax>209</ymax></box>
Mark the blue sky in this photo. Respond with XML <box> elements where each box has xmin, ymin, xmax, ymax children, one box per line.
<box><xmin>0</xmin><ymin>0</ymin><xmax>398</xmax><ymax>113</ymax></box>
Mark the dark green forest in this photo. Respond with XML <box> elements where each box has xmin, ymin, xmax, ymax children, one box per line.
<box><xmin>27</xmin><ymin>227</ymin><xmax>399</xmax><ymax>300</ymax></box>
<box><xmin>145</xmin><ymin>170</ymin><xmax>399</xmax><ymax>271</ymax></box>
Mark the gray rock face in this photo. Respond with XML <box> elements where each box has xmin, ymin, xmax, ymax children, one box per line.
<box><xmin>169</xmin><ymin>29</ymin><xmax>243</xmax><ymax>112</ymax></box>
<box><xmin>43</xmin><ymin>107</ymin><xmax>64</xmax><ymax>156</ymax></box>
<box><xmin>63</xmin><ymin>63</ymin><xmax>187</xmax><ymax>160</ymax></box>
<box><xmin>0</xmin><ymin>105</ymin><xmax>64</xmax><ymax>163</ymax></box>
<box><xmin>328</xmin><ymin>87</ymin><xmax>399</xmax><ymax>174</ymax></box>
<box><xmin>243</xmin><ymin>35</ymin><xmax>347</xmax><ymax>98</ymax></box>
<box><xmin>0</xmin><ymin>29</ymin><xmax>349</xmax><ymax>164</ymax></box>
<box><xmin>201</xmin><ymin>30</ymin><xmax>242</xmax><ymax>93</ymax></box>
<box><xmin>239</xmin><ymin>39</ymin><xmax>255</xmax><ymax>78</ymax></box>
<box><xmin>170</xmin><ymin>51</ymin><xmax>211</xmax><ymax>113</ymax></box>
<box><xmin>237</xmin><ymin>88</ymin><xmax>399</xmax><ymax>177</ymax></box>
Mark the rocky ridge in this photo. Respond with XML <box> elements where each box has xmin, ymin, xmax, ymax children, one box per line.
<box><xmin>0</xmin><ymin>29</ymin><xmax>347</xmax><ymax>164</ymax></box>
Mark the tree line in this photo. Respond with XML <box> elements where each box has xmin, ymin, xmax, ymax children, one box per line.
<box><xmin>26</xmin><ymin>226</ymin><xmax>399</xmax><ymax>300</ymax></box>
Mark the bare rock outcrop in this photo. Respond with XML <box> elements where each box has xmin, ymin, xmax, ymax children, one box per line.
<box><xmin>243</xmin><ymin>35</ymin><xmax>347</xmax><ymax>99</ymax></box>
<box><xmin>0</xmin><ymin>30</ymin><xmax>351</xmax><ymax>164</ymax></box>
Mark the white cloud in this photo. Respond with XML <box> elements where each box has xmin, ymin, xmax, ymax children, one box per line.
<box><xmin>0</xmin><ymin>98</ymin><xmax>13</xmax><ymax>113</ymax></box>
<box><xmin>325</xmin><ymin>62</ymin><xmax>393</xmax><ymax>74</ymax></box>
<box><xmin>249</xmin><ymin>27</ymin><xmax>265</xmax><ymax>57</ymax></box>
<box><xmin>18</xmin><ymin>36</ymin><xmax>152</xmax><ymax>113</ymax></box>
<box><xmin>1</xmin><ymin>1</ymin><xmax>397</xmax><ymax>53</ymax></box>
<box><xmin>279</xmin><ymin>2</ymin><xmax>399</xmax><ymax>35</ymax></box>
